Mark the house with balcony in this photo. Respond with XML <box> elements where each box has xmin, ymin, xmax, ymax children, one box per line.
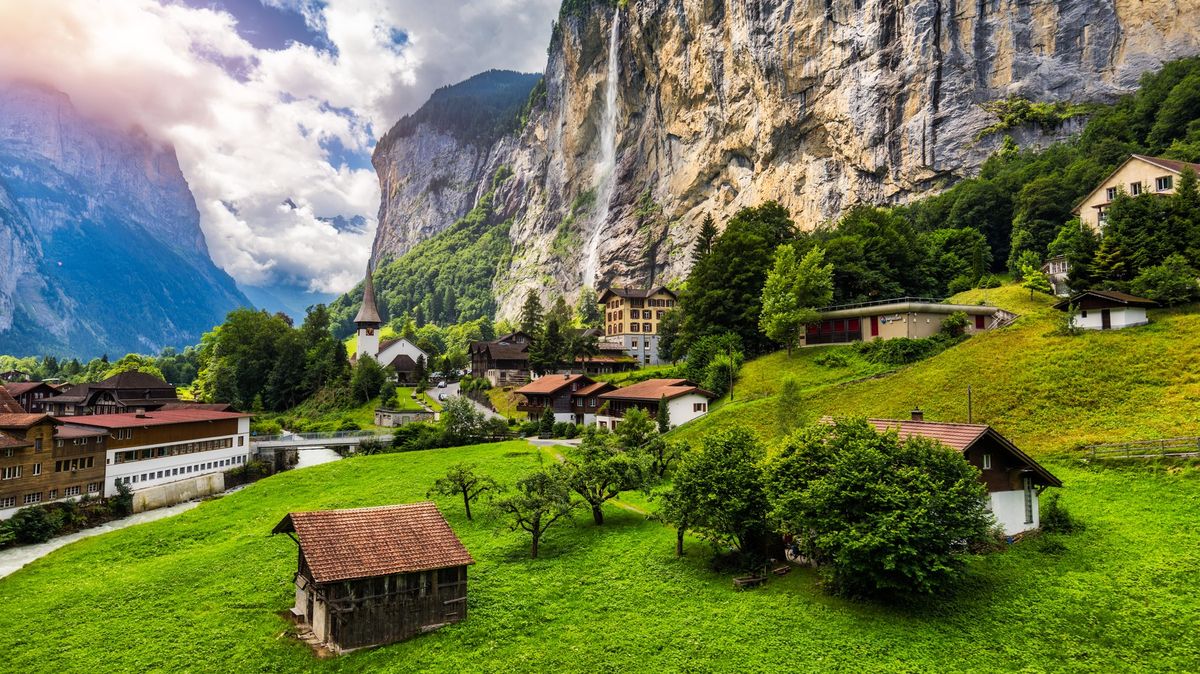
<box><xmin>2</xmin><ymin>382</ymin><xmax>60</xmax><ymax>413</ymax></box>
<box><xmin>514</xmin><ymin>374</ymin><xmax>615</xmax><ymax>426</ymax></box>
<box><xmin>598</xmin><ymin>286</ymin><xmax>678</xmax><ymax>366</ymax></box>
<box><xmin>469</xmin><ymin>332</ymin><xmax>533</xmax><ymax>387</ymax></box>
<box><xmin>1074</xmin><ymin>154</ymin><xmax>1200</xmax><ymax>231</ymax></box>
<box><xmin>595</xmin><ymin>379</ymin><xmax>714</xmax><ymax>430</ymax></box>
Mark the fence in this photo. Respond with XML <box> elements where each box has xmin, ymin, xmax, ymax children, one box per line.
<box><xmin>1082</xmin><ymin>436</ymin><xmax>1200</xmax><ymax>460</ymax></box>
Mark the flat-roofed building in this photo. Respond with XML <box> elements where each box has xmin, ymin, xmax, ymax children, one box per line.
<box><xmin>800</xmin><ymin>298</ymin><xmax>1004</xmax><ymax>346</ymax></box>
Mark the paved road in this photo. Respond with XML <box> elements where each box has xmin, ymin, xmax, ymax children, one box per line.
<box><xmin>439</xmin><ymin>381</ymin><xmax>503</xmax><ymax>420</ymax></box>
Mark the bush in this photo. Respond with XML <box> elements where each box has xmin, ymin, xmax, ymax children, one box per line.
<box><xmin>855</xmin><ymin>335</ymin><xmax>959</xmax><ymax>366</ymax></box>
<box><xmin>357</xmin><ymin>438</ymin><xmax>389</xmax><ymax>455</ymax></box>
<box><xmin>11</xmin><ymin>506</ymin><xmax>61</xmax><ymax>544</ymax></box>
<box><xmin>552</xmin><ymin>421</ymin><xmax>574</xmax><ymax>438</ymax></box>
<box><xmin>337</xmin><ymin>418</ymin><xmax>361</xmax><ymax>431</ymax></box>
<box><xmin>110</xmin><ymin>480</ymin><xmax>134</xmax><ymax>517</ymax></box>
<box><xmin>0</xmin><ymin>519</ymin><xmax>14</xmax><ymax>548</ymax></box>
<box><xmin>1130</xmin><ymin>253</ymin><xmax>1200</xmax><ymax>306</ymax></box>
<box><xmin>704</xmin><ymin>350</ymin><xmax>743</xmax><ymax>399</ymax></box>
<box><xmin>519</xmin><ymin>421</ymin><xmax>540</xmax><ymax>437</ymax></box>
<box><xmin>813</xmin><ymin>349</ymin><xmax>850</xmax><ymax>368</ymax></box>
<box><xmin>940</xmin><ymin>311</ymin><xmax>969</xmax><ymax>337</ymax></box>
<box><xmin>250</xmin><ymin>418</ymin><xmax>282</xmax><ymax>436</ymax></box>
<box><xmin>390</xmin><ymin>422</ymin><xmax>446</xmax><ymax>452</ymax></box>
<box><xmin>1040</xmin><ymin>492</ymin><xmax>1081</xmax><ymax>534</ymax></box>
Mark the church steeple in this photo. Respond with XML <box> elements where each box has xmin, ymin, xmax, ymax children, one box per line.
<box><xmin>353</xmin><ymin>267</ymin><xmax>382</xmax><ymax>328</ymax></box>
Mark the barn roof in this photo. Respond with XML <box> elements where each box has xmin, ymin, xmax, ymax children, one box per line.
<box><xmin>599</xmin><ymin>378</ymin><xmax>714</xmax><ymax>402</ymax></box>
<box><xmin>515</xmin><ymin>373</ymin><xmax>589</xmax><ymax>395</ymax></box>
<box><xmin>273</xmin><ymin>502</ymin><xmax>474</xmax><ymax>583</ymax></box>
<box><xmin>1053</xmin><ymin>290</ymin><xmax>1158</xmax><ymax>310</ymax></box>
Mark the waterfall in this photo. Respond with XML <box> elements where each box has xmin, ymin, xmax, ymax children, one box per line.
<box><xmin>582</xmin><ymin>11</ymin><xmax>621</xmax><ymax>287</ymax></box>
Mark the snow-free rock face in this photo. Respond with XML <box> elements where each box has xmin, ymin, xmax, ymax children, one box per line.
<box><xmin>0</xmin><ymin>81</ymin><xmax>248</xmax><ymax>357</ymax></box>
<box><xmin>371</xmin><ymin>0</ymin><xmax>1200</xmax><ymax>319</ymax></box>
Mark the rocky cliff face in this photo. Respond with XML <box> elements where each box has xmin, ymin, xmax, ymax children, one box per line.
<box><xmin>372</xmin><ymin>0</ymin><xmax>1200</xmax><ymax>319</ymax></box>
<box><xmin>0</xmin><ymin>82</ymin><xmax>249</xmax><ymax>357</ymax></box>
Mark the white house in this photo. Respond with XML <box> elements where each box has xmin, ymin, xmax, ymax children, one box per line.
<box><xmin>595</xmin><ymin>378</ymin><xmax>714</xmax><ymax>431</ymax></box>
<box><xmin>514</xmin><ymin>374</ymin><xmax>616</xmax><ymax>426</ymax></box>
<box><xmin>865</xmin><ymin>412</ymin><xmax>1062</xmax><ymax>536</ymax></box>
<box><xmin>353</xmin><ymin>269</ymin><xmax>428</xmax><ymax>380</ymax></box>
<box><xmin>1054</xmin><ymin>290</ymin><xmax>1157</xmax><ymax>331</ymax></box>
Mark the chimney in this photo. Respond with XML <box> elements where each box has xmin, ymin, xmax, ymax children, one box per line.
<box><xmin>911</xmin><ymin>408</ymin><xmax>924</xmax><ymax>422</ymax></box>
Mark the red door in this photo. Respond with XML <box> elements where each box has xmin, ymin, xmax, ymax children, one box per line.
<box><xmin>870</xmin><ymin>316</ymin><xmax>879</xmax><ymax>337</ymax></box>
<box><xmin>975</xmin><ymin>315</ymin><xmax>985</xmax><ymax>330</ymax></box>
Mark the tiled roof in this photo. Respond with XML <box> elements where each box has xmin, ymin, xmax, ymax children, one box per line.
<box><xmin>865</xmin><ymin>419</ymin><xmax>989</xmax><ymax>451</ymax></box>
<box><xmin>273</xmin><ymin>502</ymin><xmax>474</xmax><ymax>583</ymax></box>
<box><xmin>3</xmin><ymin>382</ymin><xmax>52</xmax><ymax>397</ymax></box>
<box><xmin>0</xmin><ymin>387</ymin><xmax>25</xmax><ymax>413</ymax></box>
<box><xmin>65</xmin><ymin>409</ymin><xmax>249</xmax><ymax>430</ymax></box>
<box><xmin>599</xmin><ymin>378</ymin><xmax>715</xmax><ymax>402</ymax></box>
<box><xmin>1053</xmin><ymin>289</ymin><xmax>1158</xmax><ymax>310</ymax></box>
<box><xmin>0</xmin><ymin>431</ymin><xmax>32</xmax><ymax>450</ymax></box>
<box><xmin>515</xmin><ymin>374</ymin><xmax>588</xmax><ymax>395</ymax></box>
<box><xmin>0</xmin><ymin>413</ymin><xmax>56</xmax><ymax>429</ymax></box>
<box><xmin>1131</xmin><ymin>153</ymin><xmax>1200</xmax><ymax>175</ymax></box>
<box><xmin>574</xmin><ymin>381</ymin><xmax>615</xmax><ymax>397</ymax></box>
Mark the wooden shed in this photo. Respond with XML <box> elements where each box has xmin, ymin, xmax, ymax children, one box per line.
<box><xmin>273</xmin><ymin>502</ymin><xmax>475</xmax><ymax>653</ymax></box>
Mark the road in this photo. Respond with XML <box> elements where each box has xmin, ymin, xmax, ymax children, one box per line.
<box><xmin>438</xmin><ymin>380</ymin><xmax>503</xmax><ymax>420</ymax></box>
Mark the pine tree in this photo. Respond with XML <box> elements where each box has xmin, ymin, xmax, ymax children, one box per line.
<box><xmin>692</xmin><ymin>213</ymin><xmax>719</xmax><ymax>265</ymax></box>
<box><xmin>520</xmin><ymin>289</ymin><xmax>544</xmax><ymax>335</ymax></box>
<box><xmin>656</xmin><ymin>395</ymin><xmax>671</xmax><ymax>434</ymax></box>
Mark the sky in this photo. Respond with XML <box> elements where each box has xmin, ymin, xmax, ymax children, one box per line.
<box><xmin>0</xmin><ymin>0</ymin><xmax>560</xmax><ymax>296</ymax></box>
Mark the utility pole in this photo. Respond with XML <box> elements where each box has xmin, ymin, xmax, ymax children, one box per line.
<box><xmin>968</xmin><ymin>385</ymin><xmax>973</xmax><ymax>424</ymax></box>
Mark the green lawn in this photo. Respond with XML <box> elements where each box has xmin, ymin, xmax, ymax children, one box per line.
<box><xmin>0</xmin><ymin>442</ymin><xmax>1196</xmax><ymax>672</ymax></box>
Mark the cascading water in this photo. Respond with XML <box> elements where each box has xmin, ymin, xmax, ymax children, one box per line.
<box><xmin>581</xmin><ymin>11</ymin><xmax>621</xmax><ymax>287</ymax></box>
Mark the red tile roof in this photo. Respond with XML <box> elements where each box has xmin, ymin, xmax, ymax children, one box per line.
<box><xmin>865</xmin><ymin>419</ymin><xmax>989</xmax><ymax>451</ymax></box>
<box><xmin>574</xmin><ymin>381</ymin><xmax>615</xmax><ymax>397</ymax></box>
<box><xmin>56</xmin><ymin>424</ymin><xmax>108</xmax><ymax>440</ymax></box>
<box><xmin>1131</xmin><ymin>153</ymin><xmax>1200</xmax><ymax>175</ymax></box>
<box><xmin>515</xmin><ymin>374</ymin><xmax>589</xmax><ymax>395</ymax></box>
<box><xmin>273</xmin><ymin>502</ymin><xmax>474</xmax><ymax>584</ymax></box>
<box><xmin>0</xmin><ymin>413</ymin><xmax>56</xmax><ymax>429</ymax></box>
<box><xmin>2</xmin><ymin>382</ymin><xmax>51</xmax><ymax>397</ymax></box>
<box><xmin>599</xmin><ymin>378</ymin><xmax>715</xmax><ymax>402</ymax></box>
<box><xmin>64</xmin><ymin>409</ymin><xmax>250</xmax><ymax>430</ymax></box>
<box><xmin>0</xmin><ymin>387</ymin><xmax>25</xmax><ymax>413</ymax></box>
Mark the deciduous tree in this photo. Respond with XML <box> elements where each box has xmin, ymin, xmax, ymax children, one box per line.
<box><xmin>428</xmin><ymin>463</ymin><xmax>499</xmax><ymax>520</ymax></box>
<box><xmin>493</xmin><ymin>467</ymin><xmax>577</xmax><ymax>558</ymax></box>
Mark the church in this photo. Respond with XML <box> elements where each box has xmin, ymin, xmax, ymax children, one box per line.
<box><xmin>353</xmin><ymin>269</ymin><xmax>430</xmax><ymax>383</ymax></box>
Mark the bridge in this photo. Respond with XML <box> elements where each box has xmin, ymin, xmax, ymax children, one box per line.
<box><xmin>250</xmin><ymin>430</ymin><xmax>393</xmax><ymax>450</ymax></box>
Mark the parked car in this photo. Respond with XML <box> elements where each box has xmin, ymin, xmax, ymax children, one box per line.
<box><xmin>438</xmin><ymin>380</ymin><xmax>447</xmax><ymax>388</ymax></box>
<box><xmin>438</xmin><ymin>393</ymin><xmax>447</xmax><ymax>401</ymax></box>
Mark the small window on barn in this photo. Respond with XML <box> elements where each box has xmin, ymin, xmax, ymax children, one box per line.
<box><xmin>982</xmin><ymin>454</ymin><xmax>991</xmax><ymax>470</ymax></box>
<box><xmin>438</xmin><ymin>567</ymin><xmax>460</xmax><ymax>585</ymax></box>
<box><xmin>1081</xmin><ymin>309</ymin><xmax>1088</xmax><ymax>318</ymax></box>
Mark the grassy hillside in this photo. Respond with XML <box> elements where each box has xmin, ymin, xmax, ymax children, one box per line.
<box><xmin>675</xmin><ymin>285</ymin><xmax>1200</xmax><ymax>455</ymax></box>
<box><xmin>1</xmin><ymin>441</ymin><xmax>1197</xmax><ymax>672</ymax></box>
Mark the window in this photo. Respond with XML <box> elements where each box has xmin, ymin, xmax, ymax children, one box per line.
<box><xmin>1129</xmin><ymin>181</ymin><xmax>1142</xmax><ymax>195</ymax></box>
<box><xmin>1023</xmin><ymin>477</ymin><xmax>1035</xmax><ymax>524</ymax></box>
<box><xmin>693</xmin><ymin>402</ymin><xmax>708</xmax><ymax>413</ymax></box>
<box><xmin>1156</xmin><ymin>175</ymin><xmax>1174</xmax><ymax>191</ymax></box>
<box><xmin>32</xmin><ymin>463</ymin><xmax>41</xmax><ymax>476</ymax></box>
<box><xmin>56</xmin><ymin>440</ymin><xmax>64</xmax><ymax>448</ymax></box>
<box><xmin>630</xmin><ymin>323</ymin><xmax>640</xmax><ymax>332</ymax></box>
<box><xmin>631</xmin><ymin>340</ymin><xmax>638</xmax><ymax>347</ymax></box>
<box><xmin>1105</xmin><ymin>186</ymin><xmax>1117</xmax><ymax>201</ymax></box>
<box><xmin>0</xmin><ymin>496</ymin><xmax>14</xmax><ymax>508</ymax></box>
<box><xmin>1081</xmin><ymin>309</ymin><xmax>1088</xmax><ymax>318</ymax></box>
<box><xmin>34</xmin><ymin>438</ymin><xmax>42</xmax><ymax>451</ymax></box>
<box><xmin>3</xmin><ymin>448</ymin><xmax>12</xmax><ymax>458</ymax></box>
<box><xmin>981</xmin><ymin>453</ymin><xmax>991</xmax><ymax>470</ymax></box>
<box><xmin>1</xmin><ymin>466</ymin><xmax>21</xmax><ymax>480</ymax></box>
<box><xmin>65</xmin><ymin>486</ymin><xmax>81</xmax><ymax>497</ymax></box>
<box><xmin>642</xmin><ymin>323</ymin><xmax>651</xmax><ymax>333</ymax></box>
<box><xmin>238</xmin><ymin>436</ymin><xmax>245</xmax><ymax>447</ymax></box>
<box><xmin>87</xmin><ymin>483</ymin><xmax>100</xmax><ymax>493</ymax></box>
<box><xmin>23</xmin><ymin>492</ymin><xmax>41</xmax><ymax>505</ymax></box>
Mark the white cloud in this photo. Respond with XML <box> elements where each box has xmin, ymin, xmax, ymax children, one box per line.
<box><xmin>0</xmin><ymin>0</ymin><xmax>558</xmax><ymax>293</ymax></box>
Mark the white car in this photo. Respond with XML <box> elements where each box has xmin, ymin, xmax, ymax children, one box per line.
<box><xmin>438</xmin><ymin>380</ymin><xmax>447</xmax><ymax>388</ymax></box>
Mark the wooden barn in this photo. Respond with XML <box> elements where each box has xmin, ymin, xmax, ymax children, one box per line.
<box><xmin>273</xmin><ymin>502</ymin><xmax>475</xmax><ymax>653</ymax></box>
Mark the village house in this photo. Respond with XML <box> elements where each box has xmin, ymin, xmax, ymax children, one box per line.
<box><xmin>1041</xmin><ymin>255</ymin><xmax>1072</xmax><ymax>297</ymax></box>
<box><xmin>469</xmin><ymin>331</ymin><xmax>533</xmax><ymax>386</ymax></box>
<box><xmin>595</xmin><ymin>378</ymin><xmax>715</xmax><ymax>430</ymax></box>
<box><xmin>1054</xmin><ymin>290</ymin><xmax>1157</xmax><ymax>330</ymax></box>
<box><xmin>0</xmin><ymin>387</ymin><xmax>110</xmax><ymax>519</ymax></box>
<box><xmin>1074</xmin><ymin>154</ymin><xmax>1200</xmax><ymax>231</ymax></box>
<box><xmin>42</xmin><ymin>371</ymin><xmax>180</xmax><ymax>417</ymax></box>
<box><xmin>66</xmin><ymin>408</ymin><xmax>251</xmax><ymax>508</ymax></box>
<box><xmin>2</xmin><ymin>381</ymin><xmax>60</xmax><ymax>413</ymax></box>
<box><xmin>351</xmin><ymin>269</ymin><xmax>428</xmax><ymax>382</ymax></box>
<box><xmin>800</xmin><ymin>298</ymin><xmax>1005</xmax><ymax>346</ymax></box>
<box><xmin>864</xmin><ymin>411</ymin><xmax>1062</xmax><ymax>535</ymax></box>
<box><xmin>273</xmin><ymin>502</ymin><xmax>474</xmax><ymax>653</ymax></box>
<box><xmin>0</xmin><ymin>370</ymin><xmax>27</xmax><ymax>383</ymax></box>
<box><xmin>598</xmin><ymin>286</ymin><xmax>678</xmax><ymax>366</ymax></box>
<box><xmin>515</xmin><ymin>373</ymin><xmax>615</xmax><ymax>426</ymax></box>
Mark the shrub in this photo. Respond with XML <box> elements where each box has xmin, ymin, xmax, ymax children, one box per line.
<box><xmin>519</xmin><ymin>421</ymin><xmax>540</xmax><ymax>437</ymax></box>
<box><xmin>390</xmin><ymin>422</ymin><xmax>446</xmax><ymax>452</ymax></box>
<box><xmin>1130</xmin><ymin>253</ymin><xmax>1200</xmax><ymax>306</ymax></box>
<box><xmin>552</xmin><ymin>421</ymin><xmax>574</xmax><ymax>438</ymax></box>
<box><xmin>1040</xmin><ymin>492</ymin><xmax>1081</xmax><ymax>534</ymax></box>
<box><xmin>813</xmin><ymin>349</ymin><xmax>850</xmax><ymax>368</ymax></box>
<box><xmin>855</xmin><ymin>335</ymin><xmax>959</xmax><ymax>366</ymax></box>
<box><xmin>11</xmin><ymin>506</ymin><xmax>61</xmax><ymax>544</ymax></box>
<box><xmin>940</xmin><ymin>311</ymin><xmax>969</xmax><ymax>337</ymax></box>
<box><xmin>337</xmin><ymin>418</ymin><xmax>361</xmax><ymax>431</ymax></box>
<box><xmin>704</xmin><ymin>350</ymin><xmax>743</xmax><ymax>399</ymax></box>
<box><xmin>0</xmin><ymin>519</ymin><xmax>14</xmax><ymax>548</ymax></box>
<box><xmin>110</xmin><ymin>480</ymin><xmax>134</xmax><ymax>517</ymax></box>
<box><xmin>250</xmin><ymin>419</ymin><xmax>282</xmax><ymax>436</ymax></box>
<box><xmin>357</xmin><ymin>438</ymin><xmax>388</xmax><ymax>455</ymax></box>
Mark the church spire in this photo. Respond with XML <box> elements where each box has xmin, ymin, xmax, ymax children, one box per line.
<box><xmin>353</xmin><ymin>266</ymin><xmax>382</xmax><ymax>327</ymax></box>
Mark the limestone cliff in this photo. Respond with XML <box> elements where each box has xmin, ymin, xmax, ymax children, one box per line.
<box><xmin>371</xmin><ymin>0</ymin><xmax>1200</xmax><ymax>319</ymax></box>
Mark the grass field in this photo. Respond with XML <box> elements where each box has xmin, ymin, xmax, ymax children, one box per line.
<box><xmin>676</xmin><ymin>285</ymin><xmax>1200</xmax><ymax>455</ymax></box>
<box><xmin>1</xmin><ymin>441</ymin><xmax>1196</xmax><ymax>672</ymax></box>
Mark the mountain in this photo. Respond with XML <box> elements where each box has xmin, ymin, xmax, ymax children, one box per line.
<box><xmin>366</xmin><ymin>0</ymin><xmax>1200</xmax><ymax>322</ymax></box>
<box><xmin>0</xmin><ymin>82</ymin><xmax>249</xmax><ymax>357</ymax></box>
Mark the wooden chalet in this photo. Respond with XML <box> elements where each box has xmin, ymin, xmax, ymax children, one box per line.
<box><xmin>595</xmin><ymin>379</ymin><xmax>715</xmax><ymax>430</ymax></box>
<box><xmin>273</xmin><ymin>502</ymin><xmax>475</xmax><ymax>653</ymax></box>
<box><xmin>2</xmin><ymin>382</ymin><xmax>59</xmax><ymax>413</ymax></box>
<box><xmin>861</xmin><ymin>411</ymin><xmax>1062</xmax><ymax>535</ymax></box>
<box><xmin>514</xmin><ymin>374</ymin><xmax>615</xmax><ymax>425</ymax></box>
<box><xmin>469</xmin><ymin>332</ymin><xmax>533</xmax><ymax>387</ymax></box>
<box><xmin>43</xmin><ymin>371</ymin><xmax>180</xmax><ymax>416</ymax></box>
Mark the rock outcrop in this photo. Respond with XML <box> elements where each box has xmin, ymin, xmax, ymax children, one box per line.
<box><xmin>371</xmin><ymin>0</ymin><xmax>1200</xmax><ymax>319</ymax></box>
<box><xmin>0</xmin><ymin>81</ymin><xmax>248</xmax><ymax>357</ymax></box>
